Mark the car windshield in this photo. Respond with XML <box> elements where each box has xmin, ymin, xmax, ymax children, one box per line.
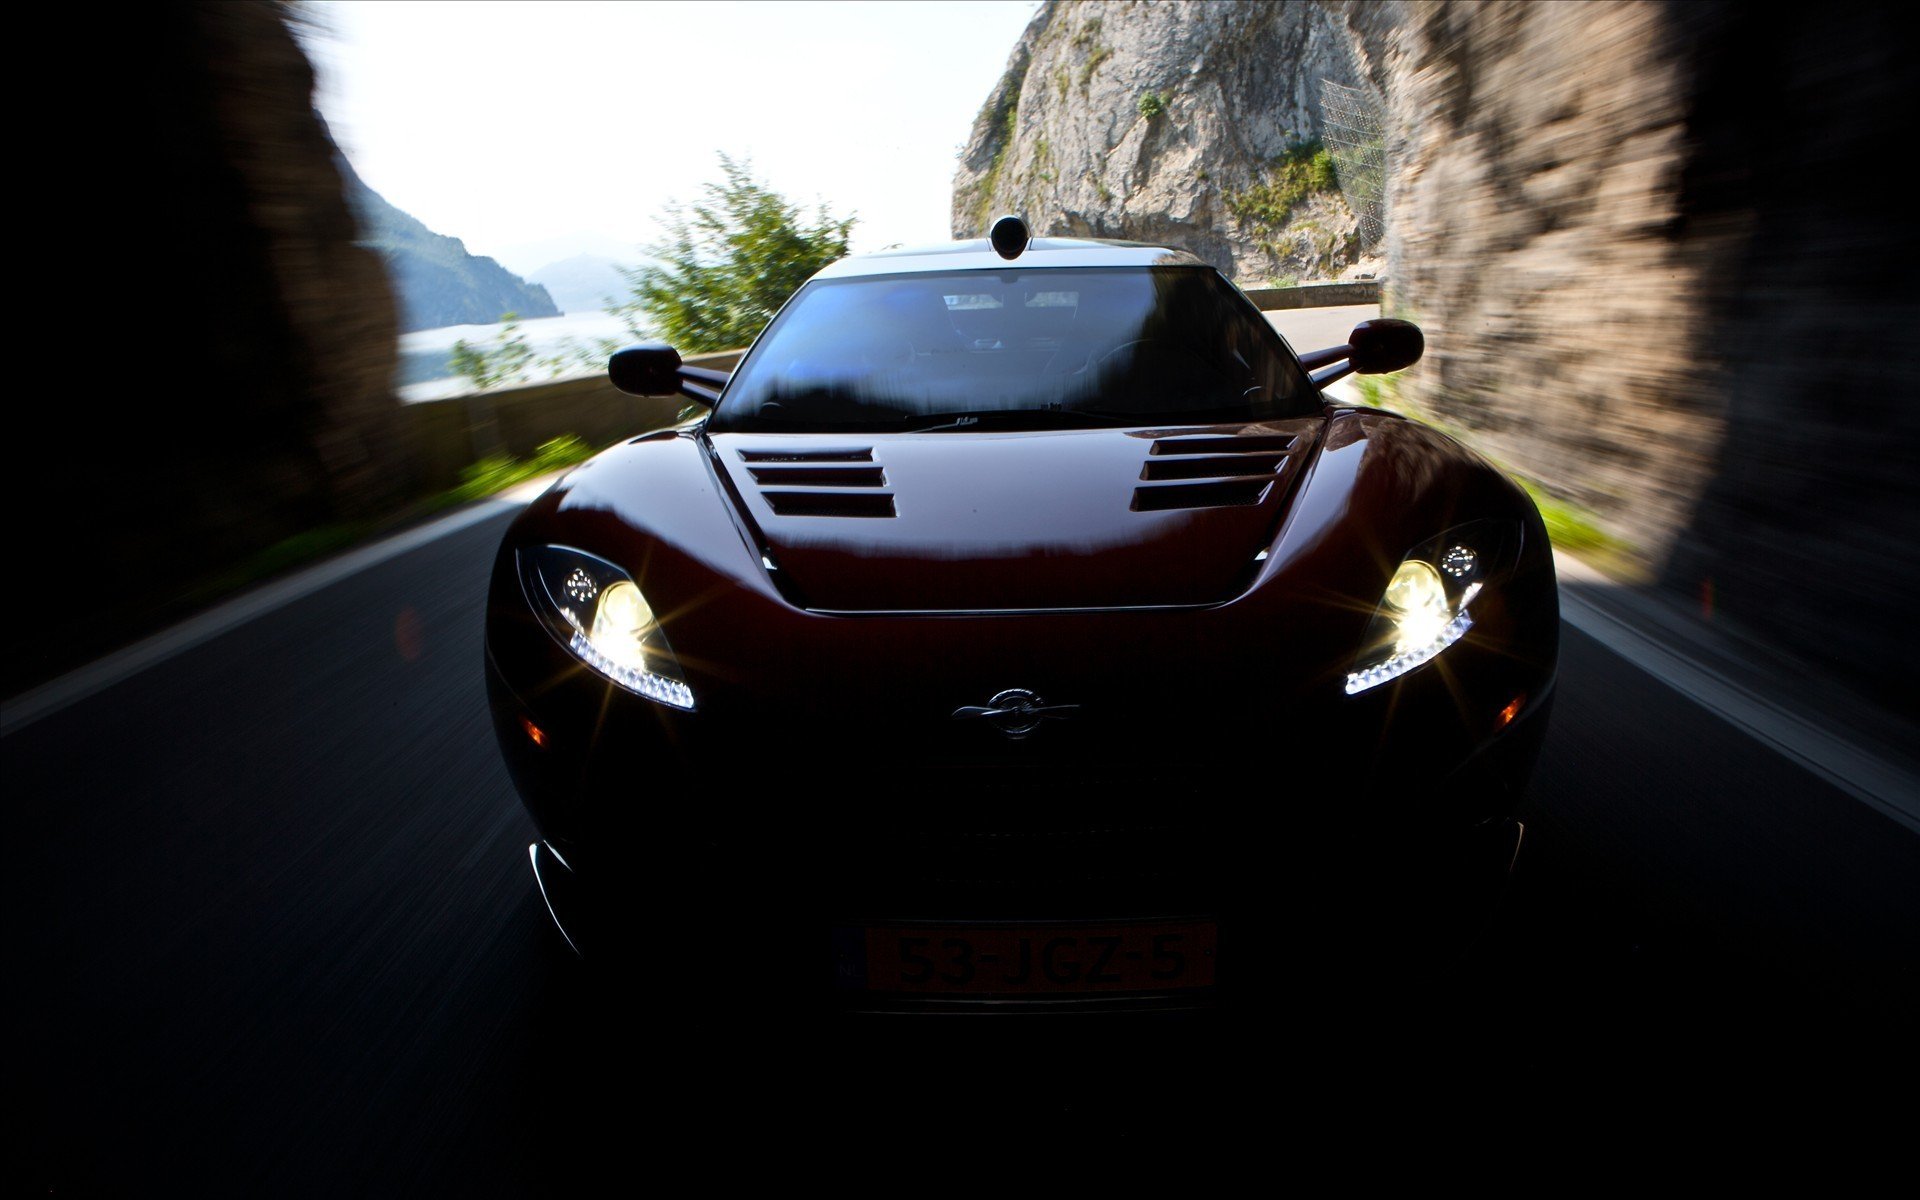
<box><xmin>709</xmin><ymin>266</ymin><xmax>1314</xmax><ymax>432</ymax></box>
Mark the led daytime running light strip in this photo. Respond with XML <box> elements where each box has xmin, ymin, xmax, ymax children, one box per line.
<box><xmin>1344</xmin><ymin>610</ymin><xmax>1474</xmax><ymax>696</ymax></box>
<box><xmin>568</xmin><ymin>631</ymin><xmax>696</xmax><ymax>710</ymax></box>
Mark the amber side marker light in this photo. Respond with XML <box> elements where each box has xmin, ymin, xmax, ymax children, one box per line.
<box><xmin>521</xmin><ymin>717</ymin><xmax>548</xmax><ymax>748</ymax></box>
<box><xmin>1496</xmin><ymin>694</ymin><xmax>1526</xmax><ymax>730</ymax></box>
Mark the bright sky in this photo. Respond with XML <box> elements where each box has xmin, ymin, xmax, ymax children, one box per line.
<box><xmin>309</xmin><ymin>0</ymin><xmax>1040</xmax><ymax>272</ymax></box>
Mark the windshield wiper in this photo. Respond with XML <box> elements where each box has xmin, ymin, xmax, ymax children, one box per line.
<box><xmin>901</xmin><ymin>409</ymin><xmax>1130</xmax><ymax>433</ymax></box>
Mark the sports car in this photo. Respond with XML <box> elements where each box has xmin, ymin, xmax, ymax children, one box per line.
<box><xmin>484</xmin><ymin>216</ymin><xmax>1558</xmax><ymax>1013</ymax></box>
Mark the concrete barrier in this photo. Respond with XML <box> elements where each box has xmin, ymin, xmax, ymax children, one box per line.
<box><xmin>1242</xmin><ymin>280</ymin><xmax>1381</xmax><ymax>310</ymax></box>
<box><xmin>398</xmin><ymin>349</ymin><xmax>745</xmax><ymax>492</ymax></box>
<box><xmin>396</xmin><ymin>285</ymin><xmax>1372</xmax><ymax>490</ymax></box>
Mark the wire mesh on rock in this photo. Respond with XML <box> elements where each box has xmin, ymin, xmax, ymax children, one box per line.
<box><xmin>1321</xmin><ymin>77</ymin><xmax>1387</xmax><ymax>247</ymax></box>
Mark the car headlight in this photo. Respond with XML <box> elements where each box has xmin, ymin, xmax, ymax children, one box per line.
<box><xmin>517</xmin><ymin>545</ymin><xmax>694</xmax><ymax>710</ymax></box>
<box><xmin>1344</xmin><ymin>522</ymin><xmax>1519</xmax><ymax>696</ymax></box>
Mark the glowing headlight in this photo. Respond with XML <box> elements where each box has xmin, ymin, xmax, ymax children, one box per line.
<box><xmin>1383</xmin><ymin>560</ymin><xmax>1449</xmax><ymax>649</ymax></box>
<box><xmin>1343</xmin><ymin>523</ymin><xmax>1519</xmax><ymax>696</ymax></box>
<box><xmin>518</xmin><ymin>546</ymin><xmax>694</xmax><ymax>710</ymax></box>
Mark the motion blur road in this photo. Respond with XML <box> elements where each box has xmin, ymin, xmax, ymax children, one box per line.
<box><xmin>15</xmin><ymin>371</ymin><xmax>1919</xmax><ymax>1186</ymax></box>
<box><xmin>15</xmin><ymin>505</ymin><xmax>1917</xmax><ymax>1186</ymax></box>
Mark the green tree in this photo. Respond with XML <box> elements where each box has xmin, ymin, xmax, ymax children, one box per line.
<box><xmin>449</xmin><ymin>313</ymin><xmax>536</xmax><ymax>390</ymax></box>
<box><xmin>449</xmin><ymin>315</ymin><xmax>619</xmax><ymax>393</ymax></box>
<box><xmin>613</xmin><ymin>154</ymin><xmax>855</xmax><ymax>354</ymax></box>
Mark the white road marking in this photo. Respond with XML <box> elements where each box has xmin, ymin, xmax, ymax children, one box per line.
<box><xmin>5</xmin><ymin>449</ymin><xmax>1915</xmax><ymax>841</ymax></box>
<box><xmin>0</xmin><ymin>495</ymin><xmax>530</xmax><ymax>737</ymax></box>
<box><xmin>1555</xmin><ymin>552</ymin><xmax>1920</xmax><ymax>834</ymax></box>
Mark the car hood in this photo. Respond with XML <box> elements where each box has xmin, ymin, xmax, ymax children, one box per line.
<box><xmin>707</xmin><ymin>419</ymin><xmax>1323</xmax><ymax>612</ymax></box>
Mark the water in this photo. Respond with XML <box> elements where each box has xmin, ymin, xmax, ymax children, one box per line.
<box><xmin>397</xmin><ymin>310</ymin><xmax>640</xmax><ymax>402</ymax></box>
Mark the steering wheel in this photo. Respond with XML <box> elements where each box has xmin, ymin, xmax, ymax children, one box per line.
<box><xmin>1088</xmin><ymin>338</ymin><xmax>1261</xmax><ymax>406</ymax></box>
<box><xmin>1043</xmin><ymin>337</ymin><xmax>1161</xmax><ymax>383</ymax></box>
<box><xmin>1093</xmin><ymin>339</ymin><xmax>1159</xmax><ymax>372</ymax></box>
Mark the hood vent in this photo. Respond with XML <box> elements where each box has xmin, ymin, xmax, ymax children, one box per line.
<box><xmin>1132</xmin><ymin>433</ymin><xmax>1300</xmax><ymax>511</ymax></box>
<box><xmin>1140</xmin><ymin>454</ymin><xmax>1285</xmax><ymax>481</ymax></box>
<box><xmin>709</xmin><ymin>421</ymin><xmax>1321</xmax><ymax>610</ymax></box>
<box><xmin>747</xmin><ymin>464</ymin><xmax>886</xmax><ymax>487</ymax></box>
<box><xmin>736</xmin><ymin>446</ymin><xmax>895</xmax><ymax>518</ymax></box>
<box><xmin>1132</xmin><ymin>479</ymin><xmax>1270</xmax><ymax>512</ymax></box>
<box><xmin>738</xmin><ymin>447</ymin><xmax>873</xmax><ymax>463</ymax></box>
<box><xmin>1149</xmin><ymin>434</ymin><xmax>1298</xmax><ymax>457</ymax></box>
<box><xmin>763</xmin><ymin>491</ymin><xmax>896</xmax><ymax>518</ymax></box>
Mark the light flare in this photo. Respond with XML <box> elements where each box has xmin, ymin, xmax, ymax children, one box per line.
<box><xmin>1345</xmin><ymin>610</ymin><xmax>1474</xmax><ymax>695</ymax></box>
<box><xmin>569</xmin><ymin>631</ymin><xmax>695</xmax><ymax>710</ymax></box>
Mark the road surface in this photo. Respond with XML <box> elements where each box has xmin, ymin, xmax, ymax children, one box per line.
<box><xmin>13</xmin><ymin>428</ymin><xmax>1917</xmax><ymax>1191</ymax></box>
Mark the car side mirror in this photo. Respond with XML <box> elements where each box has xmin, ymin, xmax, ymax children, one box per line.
<box><xmin>1348</xmin><ymin>318</ymin><xmax>1423</xmax><ymax>375</ymax></box>
<box><xmin>609</xmin><ymin>343</ymin><xmax>684</xmax><ymax>396</ymax></box>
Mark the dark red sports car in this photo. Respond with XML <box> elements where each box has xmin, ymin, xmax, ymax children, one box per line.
<box><xmin>484</xmin><ymin>218</ymin><xmax>1558</xmax><ymax>1012</ymax></box>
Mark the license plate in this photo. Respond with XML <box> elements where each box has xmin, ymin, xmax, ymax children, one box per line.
<box><xmin>838</xmin><ymin>919</ymin><xmax>1218</xmax><ymax>995</ymax></box>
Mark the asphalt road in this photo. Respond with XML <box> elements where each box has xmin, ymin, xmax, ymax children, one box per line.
<box><xmin>13</xmin><ymin>503</ymin><xmax>1919</xmax><ymax>1189</ymax></box>
<box><xmin>1263</xmin><ymin>301</ymin><xmax>1379</xmax><ymax>361</ymax></box>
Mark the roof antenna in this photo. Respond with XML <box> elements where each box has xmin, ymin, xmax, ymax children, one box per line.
<box><xmin>989</xmin><ymin>214</ymin><xmax>1030</xmax><ymax>260</ymax></box>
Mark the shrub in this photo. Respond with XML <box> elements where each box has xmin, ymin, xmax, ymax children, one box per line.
<box><xmin>612</xmin><ymin>155</ymin><xmax>854</xmax><ymax>354</ymax></box>
<box><xmin>449</xmin><ymin>313</ymin><xmax>535</xmax><ymax>390</ymax></box>
<box><xmin>1225</xmin><ymin>140</ymin><xmax>1338</xmax><ymax>230</ymax></box>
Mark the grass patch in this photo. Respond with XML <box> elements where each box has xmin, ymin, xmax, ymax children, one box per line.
<box><xmin>1515</xmin><ymin>482</ymin><xmax>1644</xmax><ymax>578</ymax></box>
<box><xmin>1073</xmin><ymin>17</ymin><xmax>1110</xmax><ymax>91</ymax></box>
<box><xmin>1032</xmin><ymin>136</ymin><xmax>1054</xmax><ymax>183</ymax></box>
<box><xmin>1342</xmin><ymin>375</ymin><xmax>1645</xmax><ymax>576</ymax></box>
<box><xmin>1226</xmin><ymin>140</ymin><xmax>1337</xmax><ymax>228</ymax></box>
<box><xmin>1137</xmin><ymin>92</ymin><xmax>1166</xmax><ymax>119</ymax></box>
<box><xmin>183</xmin><ymin>522</ymin><xmax>377</xmax><ymax>606</ymax></box>
<box><xmin>1227</xmin><ymin>140</ymin><xmax>1343</xmax><ymax>268</ymax></box>
<box><xmin>437</xmin><ymin>435</ymin><xmax>595</xmax><ymax>509</ymax></box>
<box><xmin>966</xmin><ymin>78</ymin><xmax>1024</xmax><ymax>230</ymax></box>
<box><xmin>183</xmin><ymin>436</ymin><xmax>599</xmax><ymax>607</ymax></box>
<box><xmin>1078</xmin><ymin>44</ymin><xmax>1111</xmax><ymax>90</ymax></box>
<box><xmin>1350</xmin><ymin>374</ymin><xmax>1390</xmax><ymax>409</ymax></box>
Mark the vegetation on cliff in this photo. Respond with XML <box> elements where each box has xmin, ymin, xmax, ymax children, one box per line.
<box><xmin>963</xmin><ymin>77</ymin><xmax>1025</xmax><ymax>233</ymax></box>
<box><xmin>950</xmin><ymin>1</ymin><xmax>1373</xmax><ymax>282</ymax></box>
<box><xmin>1224</xmin><ymin>140</ymin><xmax>1352</xmax><ymax>281</ymax></box>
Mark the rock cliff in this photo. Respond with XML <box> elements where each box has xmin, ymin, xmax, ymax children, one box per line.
<box><xmin>1354</xmin><ymin>0</ymin><xmax>1917</xmax><ymax>701</ymax></box>
<box><xmin>958</xmin><ymin>0</ymin><xmax>1919</xmax><ymax>699</ymax></box>
<box><xmin>1363</xmin><ymin>0</ymin><xmax>1730</xmax><ymax>564</ymax></box>
<box><xmin>7</xmin><ymin>1</ymin><xmax>405</xmax><ymax>691</ymax></box>
<box><xmin>952</xmin><ymin>0</ymin><xmax>1379</xmax><ymax>283</ymax></box>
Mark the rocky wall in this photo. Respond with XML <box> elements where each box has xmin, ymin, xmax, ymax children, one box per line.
<box><xmin>952</xmin><ymin>0</ymin><xmax>1372</xmax><ymax>281</ymax></box>
<box><xmin>6</xmin><ymin>1</ymin><xmax>403</xmax><ymax>692</ymax></box>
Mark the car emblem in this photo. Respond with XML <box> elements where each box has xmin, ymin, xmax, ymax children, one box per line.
<box><xmin>951</xmin><ymin>688</ymin><xmax>1079</xmax><ymax>739</ymax></box>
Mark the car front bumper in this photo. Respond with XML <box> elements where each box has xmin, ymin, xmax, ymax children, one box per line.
<box><xmin>490</xmin><ymin>632</ymin><xmax>1547</xmax><ymax>1011</ymax></box>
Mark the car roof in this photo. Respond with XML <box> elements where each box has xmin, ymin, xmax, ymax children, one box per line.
<box><xmin>810</xmin><ymin>236</ymin><xmax>1211</xmax><ymax>281</ymax></box>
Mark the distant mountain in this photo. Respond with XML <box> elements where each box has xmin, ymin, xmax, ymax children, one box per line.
<box><xmin>490</xmin><ymin>232</ymin><xmax>642</xmax><ymax>278</ymax></box>
<box><xmin>342</xmin><ymin>162</ymin><xmax>559</xmax><ymax>332</ymax></box>
<box><xmin>527</xmin><ymin>254</ymin><xmax>640</xmax><ymax>314</ymax></box>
